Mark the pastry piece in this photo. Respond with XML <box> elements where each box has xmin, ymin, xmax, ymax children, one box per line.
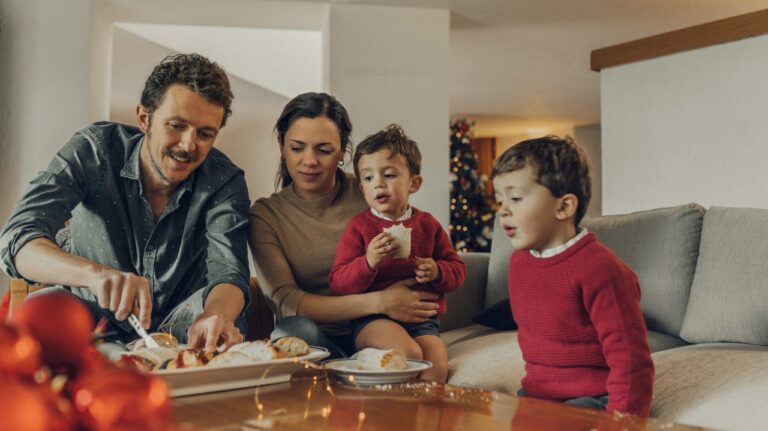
<box><xmin>116</xmin><ymin>353</ymin><xmax>156</xmax><ymax>373</ymax></box>
<box><xmin>356</xmin><ymin>348</ymin><xmax>408</xmax><ymax>371</ymax></box>
<box><xmin>163</xmin><ymin>349</ymin><xmax>216</xmax><ymax>369</ymax></box>
<box><xmin>272</xmin><ymin>336</ymin><xmax>310</xmax><ymax>357</ymax></box>
<box><xmin>129</xmin><ymin>332</ymin><xmax>179</xmax><ymax>350</ymax></box>
<box><xmin>208</xmin><ymin>351</ymin><xmax>253</xmax><ymax>367</ymax></box>
<box><xmin>383</xmin><ymin>223</ymin><xmax>412</xmax><ymax>259</ymax></box>
<box><xmin>228</xmin><ymin>340</ymin><xmax>281</xmax><ymax>361</ymax></box>
<box><xmin>130</xmin><ymin>346</ymin><xmax>179</xmax><ymax>368</ymax></box>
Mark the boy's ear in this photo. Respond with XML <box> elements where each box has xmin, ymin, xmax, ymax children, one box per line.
<box><xmin>137</xmin><ymin>105</ymin><xmax>150</xmax><ymax>133</ymax></box>
<box><xmin>555</xmin><ymin>193</ymin><xmax>578</xmax><ymax>221</ymax></box>
<box><xmin>409</xmin><ymin>175</ymin><xmax>423</xmax><ymax>193</ymax></box>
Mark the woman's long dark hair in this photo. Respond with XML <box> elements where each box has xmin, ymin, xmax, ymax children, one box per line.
<box><xmin>274</xmin><ymin>92</ymin><xmax>352</xmax><ymax>190</ymax></box>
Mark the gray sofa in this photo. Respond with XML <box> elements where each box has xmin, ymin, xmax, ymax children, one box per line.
<box><xmin>440</xmin><ymin>204</ymin><xmax>768</xmax><ymax>431</ymax></box>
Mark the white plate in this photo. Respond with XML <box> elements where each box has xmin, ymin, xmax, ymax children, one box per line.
<box><xmin>154</xmin><ymin>347</ymin><xmax>329</xmax><ymax>397</ymax></box>
<box><xmin>323</xmin><ymin>358</ymin><xmax>432</xmax><ymax>386</ymax></box>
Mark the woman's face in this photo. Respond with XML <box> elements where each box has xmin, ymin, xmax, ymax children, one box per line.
<box><xmin>281</xmin><ymin>116</ymin><xmax>343</xmax><ymax>198</ymax></box>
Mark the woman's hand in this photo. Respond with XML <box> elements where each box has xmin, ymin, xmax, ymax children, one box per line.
<box><xmin>377</xmin><ymin>278</ymin><xmax>439</xmax><ymax>323</ymax></box>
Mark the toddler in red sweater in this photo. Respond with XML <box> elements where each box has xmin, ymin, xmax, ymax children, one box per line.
<box><xmin>329</xmin><ymin>124</ymin><xmax>466</xmax><ymax>382</ymax></box>
<box><xmin>491</xmin><ymin>136</ymin><xmax>654</xmax><ymax>416</ymax></box>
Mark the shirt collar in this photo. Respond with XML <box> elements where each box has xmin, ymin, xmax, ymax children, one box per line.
<box><xmin>119</xmin><ymin>136</ymin><xmax>196</xmax><ymax>200</ymax></box>
<box><xmin>370</xmin><ymin>206</ymin><xmax>412</xmax><ymax>221</ymax></box>
<box><xmin>530</xmin><ymin>228</ymin><xmax>589</xmax><ymax>258</ymax></box>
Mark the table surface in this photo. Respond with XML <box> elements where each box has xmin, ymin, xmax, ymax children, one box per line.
<box><xmin>173</xmin><ymin>369</ymin><xmax>710</xmax><ymax>431</ymax></box>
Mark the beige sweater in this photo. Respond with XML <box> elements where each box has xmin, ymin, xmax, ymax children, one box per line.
<box><xmin>249</xmin><ymin>171</ymin><xmax>367</xmax><ymax>330</ymax></box>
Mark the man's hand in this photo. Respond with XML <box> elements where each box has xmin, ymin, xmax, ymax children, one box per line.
<box><xmin>90</xmin><ymin>267</ymin><xmax>152</xmax><ymax>329</ymax></box>
<box><xmin>366</xmin><ymin>232</ymin><xmax>399</xmax><ymax>271</ymax></box>
<box><xmin>187</xmin><ymin>313</ymin><xmax>243</xmax><ymax>353</ymax></box>
<box><xmin>377</xmin><ymin>278</ymin><xmax>439</xmax><ymax>323</ymax></box>
<box><xmin>414</xmin><ymin>257</ymin><xmax>440</xmax><ymax>284</ymax></box>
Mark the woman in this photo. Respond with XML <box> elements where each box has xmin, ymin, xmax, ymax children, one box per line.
<box><xmin>249</xmin><ymin>92</ymin><xmax>440</xmax><ymax>358</ymax></box>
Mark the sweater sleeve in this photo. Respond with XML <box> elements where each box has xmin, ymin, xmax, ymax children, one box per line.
<box><xmin>249</xmin><ymin>204</ymin><xmax>305</xmax><ymax>319</ymax></box>
<box><xmin>431</xmin><ymin>217</ymin><xmax>467</xmax><ymax>293</ymax></box>
<box><xmin>580</xmin><ymin>252</ymin><xmax>655</xmax><ymax>416</ymax></box>
<box><xmin>328</xmin><ymin>219</ymin><xmax>377</xmax><ymax>295</ymax></box>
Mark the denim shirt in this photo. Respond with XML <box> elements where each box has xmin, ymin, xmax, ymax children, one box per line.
<box><xmin>0</xmin><ymin>122</ymin><xmax>251</xmax><ymax>328</ymax></box>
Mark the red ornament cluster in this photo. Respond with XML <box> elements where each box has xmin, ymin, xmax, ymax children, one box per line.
<box><xmin>0</xmin><ymin>291</ymin><xmax>187</xmax><ymax>431</ymax></box>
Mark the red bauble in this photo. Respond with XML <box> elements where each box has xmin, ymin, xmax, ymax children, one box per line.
<box><xmin>71</xmin><ymin>368</ymin><xmax>172</xmax><ymax>431</ymax></box>
<box><xmin>74</xmin><ymin>345</ymin><xmax>114</xmax><ymax>377</ymax></box>
<box><xmin>11</xmin><ymin>291</ymin><xmax>94</xmax><ymax>368</ymax></box>
<box><xmin>0</xmin><ymin>323</ymin><xmax>42</xmax><ymax>379</ymax></box>
<box><xmin>0</xmin><ymin>381</ymin><xmax>56</xmax><ymax>431</ymax></box>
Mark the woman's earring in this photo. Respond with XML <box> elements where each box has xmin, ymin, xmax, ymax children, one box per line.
<box><xmin>338</xmin><ymin>159</ymin><xmax>345</xmax><ymax>167</ymax></box>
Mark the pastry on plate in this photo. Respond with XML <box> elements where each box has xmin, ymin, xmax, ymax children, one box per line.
<box><xmin>356</xmin><ymin>348</ymin><xmax>408</xmax><ymax>371</ymax></box>
<box><xmin>273</xmin><ymin>336</ymin><xmax>310</xmax><ymax>357</ymax></box>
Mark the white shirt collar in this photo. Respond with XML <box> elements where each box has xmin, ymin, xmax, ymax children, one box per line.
<box><xmin>530</xmin><ymin>228</ymin><xmax>588</xmax><ymax>258</ymax></box>
<box><xmin>370</xmin><ymin>206</ymin><xmax>412</xmax><ymax>221</ymax></box>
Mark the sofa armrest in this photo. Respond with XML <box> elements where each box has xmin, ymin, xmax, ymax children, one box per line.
<box><xmin>441</xmin><ymin>252</ymin><xmax>489</xmax><ymax>332</ymax></box>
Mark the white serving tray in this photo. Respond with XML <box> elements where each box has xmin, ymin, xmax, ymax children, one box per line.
<box><xmin>155</xmin><ymin>347</ymin><xmax>329</xmax><ymax>397</ymax></box>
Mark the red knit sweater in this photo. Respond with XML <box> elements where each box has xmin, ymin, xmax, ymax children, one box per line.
<box><xmin>509</xmin><ymin>233</ymin><xmax>654</xmax><ymax>416</ymax></box>
<box><xmin>329</xmin><ymin>208</ymin><xmax>466</xmax><ymax>313</ymax></box>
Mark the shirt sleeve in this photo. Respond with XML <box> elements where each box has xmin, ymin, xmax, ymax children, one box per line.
<box><xmin>581</xmin><ymin>254</ymin><xmax>655</xmax><ymax>416</ymax></box>
<box><xmin>248</xmin><ymin>203</ymin><xmax>306</xmax><ymax>320</ymax></box>
<box><xmin>201</xmin><ymin>173</ymin><xmax>252</xmax><ymax>313</ymax></box>
<box><xmin>328</xmin><ymin>219</ymin><xmax>377</xmax><ymax>295</ymax></box>
<box><xmin>0</xmin><ymin>131</ymin><xmax>92</xmax><ymax>281</ymax></box>
<box><xmin>430</xmin><ymin>216</ymin><xmax>467</xmax><ymax>293</ymax></box>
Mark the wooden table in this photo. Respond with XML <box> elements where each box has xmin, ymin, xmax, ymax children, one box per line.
<box><xmin>174</xmin><ymin>369</ymin><xmax>710</xmax><ymax>431</ymax></box>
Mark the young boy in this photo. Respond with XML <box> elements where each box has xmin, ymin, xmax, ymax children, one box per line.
<box><xmin>329</xmin><ymin>124</ymin><xmax>466</xmax><ymax>382</ymax></box>
<box><xmin>491</xmin><ymin>136</ymin><xmax>654</xmax><ymax>416</ymax></box>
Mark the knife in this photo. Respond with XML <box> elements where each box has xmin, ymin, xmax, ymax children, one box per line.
<box><xmin>127</xmin><ymin>314</ymin><xmax>160</xmax><ymax>348</ymax></box>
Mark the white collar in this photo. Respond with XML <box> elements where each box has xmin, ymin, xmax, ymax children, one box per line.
<box><xmin>530</xmin><ymin>228</ymin><xmax>588</xmax><ymax>258</ymax></box>
<box><xmin>370</xmin><ymin>206</ymin><xmax>412</xmax><ymax>221</ymax></box>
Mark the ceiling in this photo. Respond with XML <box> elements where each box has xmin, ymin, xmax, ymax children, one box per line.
<box><xmin>295</xmin><ymin>0</ymin><xmax>768</xmax><ymax>136</ymax></box>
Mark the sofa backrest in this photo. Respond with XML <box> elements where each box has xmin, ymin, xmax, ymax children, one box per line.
<box><xmin>680</xmin><ymin>206</ymin><xmax>768</xmax><ymax>345</ymax></box>
<box><xmin>485</xmin><ymin>203</ymin><xmax>705</xmax><ymax>338</ymax></box>
<box><xmin>581</xmin><ymin>204</ymin><xmax>705</xmax><ymax>337</ymax></box>
<box><xmin>485</xmin><ymin>216</ymin><xmax>515</xmax><ymax>308</ymax></box>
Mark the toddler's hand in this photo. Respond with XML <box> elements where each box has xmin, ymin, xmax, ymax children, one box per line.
<box><xmin>366</xmin><ymin>232</ymin><xmax>399</xmax><ymax>271</ymax></box>
<box><xmin>415</xmin><ymin>257</ymin><xmax>440</xmax><ymax>283</ymax></box>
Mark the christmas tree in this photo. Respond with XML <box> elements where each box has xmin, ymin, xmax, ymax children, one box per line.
<box><xmin>449</xmin><ymin>119</ymin><xmax>495</xmax><ymax>252</ymax></box>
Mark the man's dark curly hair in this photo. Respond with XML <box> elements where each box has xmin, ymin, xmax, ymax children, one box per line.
<box><xmin>140</xmin><ymin>53</ymin><xmax>233</xmax><ymax>127</ymax></box>
<box><xmin>353</xmin><ymin>124</ymin><xmax>422</xmax><ymax>179</ymax></box>
<box><xmin>491</xmin><ymin>135</ymin><xmax>592</xmax><ymax>226</ymax></box>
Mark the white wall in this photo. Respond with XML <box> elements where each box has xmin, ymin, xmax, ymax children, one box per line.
<box><xmin>330</xmin><ymin>4</ymin><xmax>451</xmax><ymax>226</ymax></box>
<box><xmin>601</xmin><ymin>35</ymin><xmax>768</xmax><ymax>214</ymax></box>
<box><xmin>0</xmin><ymin>0</ymin><xmax>93</xmax><ymax>294</ymax></box>
<box><xmin>574</xmin><ymin>124</ymin><xmax>602</xmax><ymax>217</ymax></box>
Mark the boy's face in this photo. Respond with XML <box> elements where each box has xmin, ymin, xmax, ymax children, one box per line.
<box><xmin>357</xmin><ymin>149</ymin><xmax>422</xmax><ymax>219</ymax></box>
<box><xmin>493</xmin><ymin>165</ymin><xmax>569</xmax><ymax>252</ymax></box>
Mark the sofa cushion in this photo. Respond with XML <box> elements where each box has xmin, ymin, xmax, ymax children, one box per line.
<box><xmin>581</xmin><ymin>204</ymin><xmax>704</xmax><ymax>337</ymax></box>
<box><xmin>680</xmin><ymin>207</ymin><xmax>768</xmax><ymax>345</ymax></box>
<box><xmin>443</xmin><ymin>324</ymin><xmax>525</xmax><ymax>394</ymax></box>
<box><xmin>486</xmin><ymin>217</ymin><xmax>514</xmax><ymax>307</ymax></box>
<box><xmin>647</xmin><ymin>330</ymin><xmax>688</xmax><ymax>353</ymax></box>
<box><xmin>651</xmin><ymin>343</ymin><xmax>768</xmax><ymax>430</ymax></box>
<box><xmin>472</xmin><ymin>299</ymin><xmax>517</xmax><ymax>330</ymax></box>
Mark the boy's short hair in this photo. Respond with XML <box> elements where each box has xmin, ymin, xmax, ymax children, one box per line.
<box><xmin>492</xmin><ymin>135</ymin><xmax>592</xmax><ymax>226</ymax></box>
<box><xmin>354</xmin><ymin>124</ymin><xmax>422</xmax><ymax>178</ymax></box>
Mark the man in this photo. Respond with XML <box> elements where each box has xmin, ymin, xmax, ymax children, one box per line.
<box><xmin>0</xmin><ymin>53</ymin><xmax>251</xmax><ymax>352</ymax></box>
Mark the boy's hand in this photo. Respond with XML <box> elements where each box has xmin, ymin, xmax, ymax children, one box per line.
<box><xmin>415</xmin><ymin>257</ymin><xmax>440</xmax><ymax>283</ymax></box>
<box><xmin>366</xmin><ymin>232</ymin><xmax>399</xmax><ymax>271</ymax></box>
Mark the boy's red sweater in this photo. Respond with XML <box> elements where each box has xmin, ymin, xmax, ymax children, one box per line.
<box><xmin>508</xmin><ymin>233</ymin><xmax>654</xmax><ymax>416</ymax></box>
<box><xmin>329</xmin><ymin>208</ymin><xmax>465</xmax><ymax>313</ymax></box>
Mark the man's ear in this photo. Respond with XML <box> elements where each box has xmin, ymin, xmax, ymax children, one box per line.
<box><xmin>409</xmin><ymin>175</ymin><xmax>423</xmax><ymax>193</ymax></box>
<box><xmin>137</xmin><ymin>105</ymin><xmax>150</xmax><ymax>133</ymax></box>
<box><xmin>556</xmin><ymin>193</ymin><xmax>578</xmax><ymax>221</ymax></box>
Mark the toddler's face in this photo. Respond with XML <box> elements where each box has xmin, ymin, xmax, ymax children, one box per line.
<box><xmin>357</xmin><ymin>149</ymin><xmax>422</xmax><ymax>219</ymax></box>
<box><xmin>493</xmin><ymin>165</ymin><xmax>563</xmax><ymax>251</ymax></box>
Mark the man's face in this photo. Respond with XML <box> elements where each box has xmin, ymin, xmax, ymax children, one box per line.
<box><xmin>137</xmin><ymin>84</ymin><xmax>224</xmax><ymax>189</ymax></box>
